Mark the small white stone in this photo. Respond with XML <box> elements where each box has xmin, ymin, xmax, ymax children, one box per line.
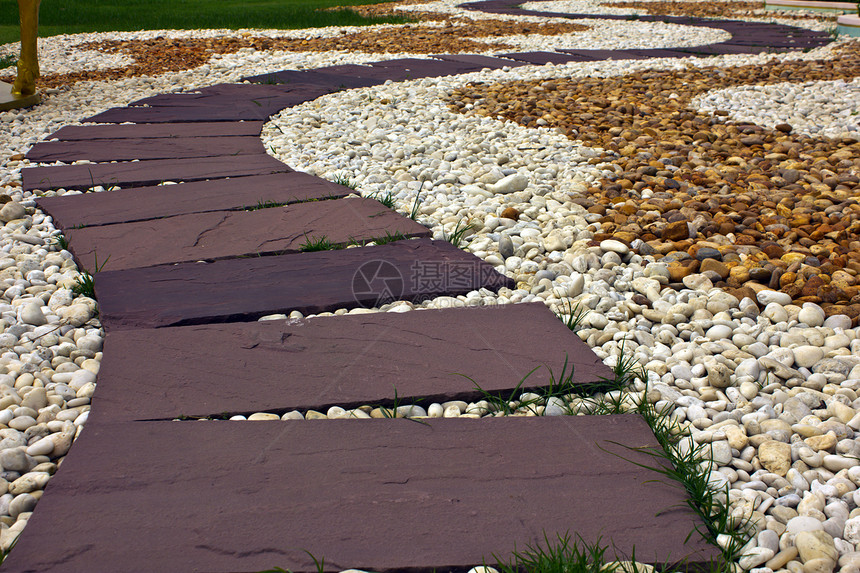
<box><xmin>757</xmin><ymin>290</ymin><xmax>792</xmax><ymax>306</ymax></box>
<box><xmin>20</xmin><ymin>303</ymin><xmax>46</xmax><ymax>326</ymax></box>
<box><xmin>798</xmin><ymin>303</ymin><xmax>826</xmax><ymax>327</ymax></box>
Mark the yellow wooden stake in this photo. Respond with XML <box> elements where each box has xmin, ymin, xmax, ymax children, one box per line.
<box><xmin>12</xmin><ymin>0</ymin><xmax>41</xmax><ymax>97</ymax></box>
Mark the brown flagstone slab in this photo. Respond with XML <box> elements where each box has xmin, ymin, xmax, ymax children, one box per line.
<box><xmin>48</xmin><ymin>121</ymin><xmax>263</xmax><ymax>140</ymax></box>
<box><xmin>66</xmin><ymin>197</ymin><xmax>432</xmax><ymax>272</ymax></box>
<box><xmin>89</xmin><ymin>303</ymin><xmax>614</xmax><ymax>422</ymax></box>
<box><xmin>93</xmin><ymin>238</ymin><xmax>515</xmax><ymax>330</ymax></box>
<box><xmin>1</xmin><ymin>416</ymin><xmax>719</xmax><ymax>573</ymax></box>
<box><xmin>23</xmin><ymin>154</ymin><xmax>290</xmax><ymax>192</ymax></box>
<box><xmin>37</xmin><ymin>172</ymin><xmax>350</xmax><ymax>229</ymax></box>
<box><xmin>25</xmin><ymin>135</ymin><xmax>265</xmax><ymax>163</ymax></box>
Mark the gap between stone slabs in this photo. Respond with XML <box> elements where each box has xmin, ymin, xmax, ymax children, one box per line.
<box><xmin>0</xmin><ymin>416</ymin><xmax>720</xmax><ymax>573</ymax></box>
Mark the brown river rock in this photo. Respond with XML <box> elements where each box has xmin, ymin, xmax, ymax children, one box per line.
<box><xmin>450</xmin><ymin>41</ymin><xmax>860</xmax><ymax>319</ymax></box>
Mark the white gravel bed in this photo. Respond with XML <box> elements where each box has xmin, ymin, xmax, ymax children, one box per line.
<box><xmin>693</xmin><ymin>76</ymin><xmax>860</xmax><ymax>139</ymax></box>
<box><xmin>521</xmin><ymin>0</ymin><xmax>837</xmax><ymax>31</ymax></box>
<box><xmin>0</xmin><ymin>9</ymin><xmax>857</xmax><ymax>572</ymax></box>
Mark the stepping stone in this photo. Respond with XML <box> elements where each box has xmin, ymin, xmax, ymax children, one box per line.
<box><xmin>1</xmin><ymin>416</ymin><xmax>719</xmax><ymax>573</ymax></box>
<box><xmin>23</xmin><ymin>154</ymin><xmax>290</xmax><ymax>192</ymax></box>
<box><xmin>84</xmin><ymin>84</ymin><xmax>329</xmax><ymax>123</ymax></box>
<box><xmin>556</xmin><ymin>49</ymin><xmax>651</xmax><ymax>60</ymax></box>
<box><xmin>369</xmin><ymin>57</ymin><xmax>490</xmax><ymax>77</ymax></box>
<box><xmin>673</xmin><ymin>43</ymin><xmax>762</xmax><ymax>55</ymax></box>
<box><xmin>25</xmin><ymin>135</ymin><xmax>265</xmax><ymax>163</ymax></box>
<box><xmin>93</xmin><ymin>238</ymin><xmax>515</xmax><ymax>330</ymax></box>
<box><xmin>65</xmin><ymin>197</ymin><xmax>432</xmax><ymax>272</ymax></box>
<box><xmin>431</xmin><ymin>53</ymin><xmax>529</xmax><ymax>68</ymax></box>
<box><xmin>37</xmin><ymin>172</ymin><xmax>350</xmax><ymax>229</ymax></box>
<box><xmin>312</xmin><ymin>63</ymin><xmax>423</xmax><ymax>82</ymax></box>
<box><xmin>89</xmin><ymin>303</ymin><xmax>614</xmax><ymax>422</ymax></box>
<box><xmin>617</xmin><ymin>48</ymin><xmax>695</xmax><ymax>59</ymax></box>
<box><xmin>496</xmin><ymin>51</ymin><xmax>587</xmax><ymax>64</ymax></box>
<box><xmin>48</xmin><ymin>121</ymin><xmax>263</xmax><ymax>140</ymax></box>
<box><xmin>243</xmin><ymin>69</ymin><xmax>383</xmax><ymax>89</ymax></box>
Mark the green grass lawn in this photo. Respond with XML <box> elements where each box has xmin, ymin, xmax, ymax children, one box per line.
<box><xmin>0</xmin><ymin>0</ymin><xmax>409</xmax><ymax>46</ymax></box>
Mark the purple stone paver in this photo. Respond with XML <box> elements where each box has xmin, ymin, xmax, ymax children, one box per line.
<box><xmin>88</xmin><ymin>303</ymin><xmax>614</xmax><ymax>422</ymax></box>
<box><xmin>23</xmin><ymin>154</ymin><xmax>290</xmax><ymax>192</ymax></box>
<box><xmin>25</xmin><ymin>135</ymin><xmax>265</xmax><ymax>162</ymax></box>
<box><xmin>430</xmin><ymin>53</ymin><xmax>529</xmax><ymax>68</ymax></box>
<box><xmin>65</xmin><ymin>197</ymin><xmax>432</xmax><ymax>271</ymax></box>
<box><xmin>48</xmin><ymin>120</ymin><xmax>263</xmax><ymax>140</ymax></box>
<box><xmin>369</xmin><ymin>57</ymin><xmax>495</xmax><ymax>77</ymax></box>
<box><xmin>37</xmin><ymin>172</ymin><xmax>350</xmax><ymax>229</ymax></box>
<box><xmin>497</xmin><ymin>51</ymin><xmax>587</xmax><ymax>64</ymax></box>
<box><xmin>243</xmin><ymin>69</ymin><xmax>384</xmax><ymax>88</ymax></box>
<box><xmin>93</xmin><ymin>238</ymin><xmax>515</xmax><ymax>330</ymax></box>
<box><xmin>0</xmin><ymin>416</ymin><xmax>719</xmax><ymax>573</ymax></box>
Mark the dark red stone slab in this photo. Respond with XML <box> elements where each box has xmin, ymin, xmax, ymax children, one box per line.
<box><xmin>49</xmin><ymin>121</ymin><xmax>263</xmax><ymax>140</ymax></box>
<box><xmin>369</xmin><ymin>57</ymin><xmax>490</xmax><ymax>77</ymax></box>
<box><xmin>89</xmin><ymin>303</ymin><xmax>614</xmax><ymax>421</ymax></box>
<box><xmin>93</xmin><ymin>238</ymin><xmax>515</xmax><ymax>330</ymax></box>
<box><xmin>23</xmin><ymin>154</ymin><xmax>290</xmax><ymax>192</ymax></box>
<box><xmin>673</xmin><ymin>43</ymin><xmax>762</xmax><ymax>55</ymax></box>
<box><xmin>243</xmin><ymin>69</ymin><xmax>383</xmax><ymax>89</ymax></box>
<box><xmin>37</xmin><ymin>172</ymin><xmax>349</xmax><ymax>229</ymax></box>
<box><xmin>84</xmin><ymin>85</ymin><xmax>328</xmax><ymax>123</ymax></box>
<box><xmin>556</xmin><ymin>49</ymin><xmax>650</xmax><ymax>60</ymax></box>
<box><xmin>2</xmin><ymin>416</ymin><xmax>719</xmax><ymax>573</ymax></box>
<box><xmin>497</xmin><ymin>51</ymin><xmax>586</xmax><ymax>64</ymax></box>
<box><xmin>312</xmin><ymin>63</ymin><xmax>414</xmax><ymax>81</ymax></box>
<box><xmin>431</xmin><ymin>53</ymin><xmax>529</xmax><ymax>68</ymax></box>
<box><xmin>25</xmin><ymin>135</ymin><xmax>264</xmax><ymax>162</ymax></box>
<box><xmin>66</xmin><ymin>197</ymin><xmax>431</xmax><ymax>272</ymax></box>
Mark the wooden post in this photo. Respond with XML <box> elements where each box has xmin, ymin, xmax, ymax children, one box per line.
<box><xmin>12</xmin><ymin>0</ymin><xmax>41</xmax><ymax>97</ymax></box>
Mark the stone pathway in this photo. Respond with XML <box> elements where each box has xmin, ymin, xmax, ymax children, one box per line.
<box><xmin>0</xmin><ymin>3</ymin><xmax>834</xmax><ymax>572</ymax></box>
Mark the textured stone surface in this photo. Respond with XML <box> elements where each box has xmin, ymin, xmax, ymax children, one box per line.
<box><xmin>65</xmin><ymin>197</ymin><xmax>431</xmax><ymax>271</ymax></box>
<box><xmin>89</xmin><ymin>303</ymin><xmax>614</xmax><ymax>421</ymax></box>
<box><xmin>1</xmin><ymin>416</ymin><xmax>719</xmax><ymax>573</ymax></box>
<box><xmin>93</xmin><ymin>238</ymin><xmax>515</xmax><ymax>329</ymax></box>
<box><xmin>37</xmin><ymin>172</ymin><xmax>350</xmax><ymax>229</ymax></box>
<box><xmin>25</xmin><ymin>135</ymin><xmax>266</xmax><ymax>163</ymax></box>
<box><xmin>23</xmin><ymin>154</ymin><xmax>290</xmax><ymax>192</ymax></box>
<box><xmin>48</xmin><ymin>121</ymin><xmax>264</xmax><ymax>140</ymax></box>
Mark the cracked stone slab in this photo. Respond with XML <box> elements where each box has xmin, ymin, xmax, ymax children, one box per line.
<box><xmin>22</xmin><ymin>154</ymin><xmax>290</xmax><ymax>192</ymax></box>
<box><xmin>1</xmin><ymin>415</ymin><xmax>719</xmax><ymax>573</ymax></box>
<box><xmin>93</xmin><ymin>238</ymin><xmax>515</xmax><ymax>330</ymax></box>
<box><xmin>88</xmin><ymin>303</ymin><xmax>614</xmax><ymax>422</ymax></box>
<box><xmin>65</xmin><ymin>197</ymin><xmax>432</xmax><ymax>272</ymax></box>
<box><xmin>25</xmin><ymin>135</ymin><xmax>266</xmax><ymax>163</ymax></box>
<box><xmin>48</xmin><ymin>121</ymin><xmax>263</xmax><ymax>140</ymax></box>
<box><xmin>37</xmin><ymin>172</ymin><xmax>350</xmax><ymax>229</ymax></box>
